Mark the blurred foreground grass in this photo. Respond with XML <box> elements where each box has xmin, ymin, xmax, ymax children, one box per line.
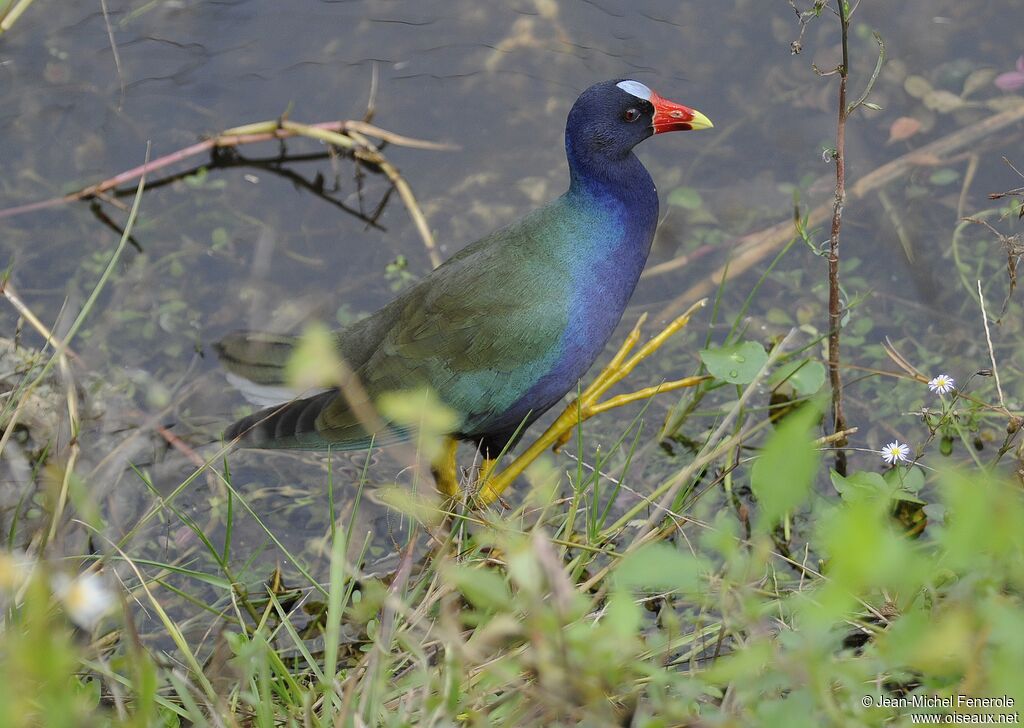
<box><xmin>2</xmin><ymin>405</ymin><xmax>1023</xmax><ymax>726</ymax></box>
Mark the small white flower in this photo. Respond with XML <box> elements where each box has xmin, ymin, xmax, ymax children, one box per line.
<box><xmin>53</xmin><ymin>572</ymin><xmax>115</xmax><ymax>629</ymax></box>
<box><xmin>928</xmin><ymin>374</ymin><xmax>955</xmax><ymax>395</ymax></box>
<box><xmin>881</xmin><ymin>441</ymin><xmax>911</xmax><ymax>465</ymax></box>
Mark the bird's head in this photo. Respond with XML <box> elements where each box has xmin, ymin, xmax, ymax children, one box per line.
<box><xmin>566</xmin><ymin>79</ymin><xmax>712</xmax><ymax>161</ymax></box>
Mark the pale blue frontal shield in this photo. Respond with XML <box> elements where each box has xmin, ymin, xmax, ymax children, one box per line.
<box><xmin>615</xmin><ymin>80</ymin><xmax>652</xmax><ymax>101</ymax></box>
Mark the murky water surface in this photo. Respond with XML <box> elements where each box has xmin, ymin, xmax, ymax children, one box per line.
<box><xmin>1</xmin><ymin>0</ymin><xmax>1022</xmax><ymax>641</ymax></box>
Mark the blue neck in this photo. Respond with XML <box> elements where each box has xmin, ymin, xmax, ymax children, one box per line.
<box><xmin>563</xmin><ymin>134</ymin><xmax>659</xmax><ymax>278</ymax></box>
<box><xmin>565</xmin><ymin>137</ymin><xmax>659</xmax><ymax>223</ymax></box>
<box><xmin>483</xmin><ymin>132</ymin><xmax>663</xmax><ymax>442</ymax></box>
<box><xmin>550</xmin><ymin>134</ymin><xmax>660</xmax><ymax>382</ymax></box>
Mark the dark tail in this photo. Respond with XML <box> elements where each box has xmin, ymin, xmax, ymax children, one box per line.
<box><xmin>215</xmin><ymin>330</ymin><xmax>299</xmax><ymax>386</ymax></box>
<box><xmin>223</xmin><ymin>390</ymin><xmax>344</xmax><ymax>450</ymax></box>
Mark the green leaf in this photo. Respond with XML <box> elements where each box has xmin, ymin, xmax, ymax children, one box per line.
<box><xmin>667</xmin><ymin>186</ymin><xmax>704</xmax><ymax>210</ymax></box>
<box><xmin>505</xmin><ymin>537</ymin><xmax>544</xmax><ymax>597</ymax></box>
<box><xmin>903</xmin><ymin>75</ymin><xmax>933</xmax><ymax>99</ymax></box>
<box><xmin>816</xmin><ymin>495</ymin><xmax>912</xmax><ymax>591</ymax></box>
<box><xmin>768</xmin><ymin>359</ymin><xmax>826</xmax><ymax>396</ymax></box>
<box><xmin>961</xmin><ymin>68</ymin><xmax>997</xmax><ymax>98</ymax></box>
<box><xmin>211</xmin><ymin>227</ymin><xmax>229</xmax><ymax>249</ymax></box>
<box><xmin>184</xmin><ymin>167</ymin><xmax>209</xmax><ymax>188</ymax></box>
<box><xmin>285</xmin><ymin>323</ymin><xmax>345</xmax><ymax>390</ymax></box>
<box><xmin>705</xmin><ymin>641</ymin><xmax>773</xmax><ymax>683</ymax></box>
<box><xmin>751</xmin><ymin>401</ymin><xmax>823</xmax><ymax>528</ymax></box>
<box><xmin>885</xmin><ymin>465</ymin><xmax>925</xmax><ymax>494</ymax></box>
<box><xmin>614</xmin><ymin>543</ymin><xmax>706</xmax><ymax>596</ymax></box>
<box><xmin>765</xmin><ymin>308</ymin><xmax>793</xmax><ymax>325</ymax></box>
<box><xmin>377</xmin><ymin>386</ymin><xmax>460</xmax><ymax>434</ymax></box>
<box><xmin>923</xmin><ymin>89</ymin><xmax>965</xmax><ymax>113</ymax></box>
<box><xmin>442</xmin><ymin>564</ymin><xmax>512</xmax><ymax>611</ymax></box>
<box><xmin>833</xmin><ymin>468</ymin><xmax>926</xmax><ymax>508</ymax></box>
<box><xmin>830</xmin><ymin>469</ymin><xmax>887</xmax><ymax>499</ymax></box>
<box><xmin>986</xmin><ymin>96</ymin><xmax>1024</xmax><ymax>112</ymax></box>
<box><xmin>928</xmin><ymin>168</ymin><xmax>960</xmax><ymax>185</ymax></box>
<box><xmin>699</xmin><ymin>341</ymin><xmax>768</xmax><ymax>385</ymax></box>
<box><xmin>604</xmin><ymin>588</ymin><xmax>641</xmax><ymax>639</ymax></box>
<box><xmin>372</xmin><ymin>486</ymin><xmax>445</xmax><ymax>526</ymax></box>
<box><xmin>938</xmin><ymin>469</ymin><xmax>1024</xmax><ymax>572</ymax></box>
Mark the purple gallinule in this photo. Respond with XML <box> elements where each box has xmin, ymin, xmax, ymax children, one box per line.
<box><xmin>218</xmin><ymin>79</ymin><xmax>711</xmax><ymax>496</ymax></box>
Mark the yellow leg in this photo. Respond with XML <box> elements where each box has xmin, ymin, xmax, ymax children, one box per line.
<box><xmin>473</xmin><ymin>457</ymin><xmax>501</xmax><ymax>506</ymax></box>
<box><xmin>431</xmin><ymin>436</ymin><xmax>461</xmax><ymax>498</ymax></box>
<box><xmin>473</xmin><ymin>300</ymin><xmax>709</xmax><ymax>509</ymax></box>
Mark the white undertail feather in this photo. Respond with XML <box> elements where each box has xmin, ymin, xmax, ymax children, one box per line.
<box><xmin>224</xmin><ymin>371</ymin><xmax>328</xmax><ymax>408</ymax></box>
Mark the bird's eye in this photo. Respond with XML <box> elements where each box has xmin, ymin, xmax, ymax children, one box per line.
<box><xmin>624</xmin><ymin>108</ymin><xmax>641</xmax><ymax>122</ymax></box>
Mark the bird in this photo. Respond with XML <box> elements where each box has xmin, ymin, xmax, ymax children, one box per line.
<box><xmin>217</xmin><ymin>79</ymin><xmax>712</xmax><ymax>497</ymax></box>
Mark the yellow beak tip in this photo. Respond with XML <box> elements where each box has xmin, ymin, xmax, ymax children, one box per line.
<box><xmin>690</xmin><ymin>110</ymin><xmax>714</xmax><ymax>130</ymax></box>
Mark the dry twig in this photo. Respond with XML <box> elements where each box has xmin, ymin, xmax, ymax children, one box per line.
<box><xmin>0</xmin><ymin>118</ymin><xmax>453</xmax><ymax>267</ymax></box>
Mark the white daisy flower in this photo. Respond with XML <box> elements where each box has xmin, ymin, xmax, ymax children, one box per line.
<box><xmin>927</xmin><ymin>374</ymin><xmax>955</xmax><ymax>395</ymax></box>
<box><xmin>881</xmin><ymin>441</ymin><xmax>910</xmax><ymax>465</ymax></box>
<box><xmin>53</xmin><ymin>572</ymin><xmax>115</xmax><ymax>629</ymax></box>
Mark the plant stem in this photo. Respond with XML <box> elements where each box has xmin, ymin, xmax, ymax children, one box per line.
<box><xmin>827</xmin><ymin>0</ymin><xmax>850</xmax><ymax>475</ymax></box>
<box><xmin>656</xmin><ymin>103</ymin><xmax>1024</xmax><ymax>318</ymax></box>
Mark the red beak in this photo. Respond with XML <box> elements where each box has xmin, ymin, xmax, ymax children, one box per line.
<box><xmin>650</xmin><ymin>90</ymin><xmax>713</xmax><ymax>133</ymax></box>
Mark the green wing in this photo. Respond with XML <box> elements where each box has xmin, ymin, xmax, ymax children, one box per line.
<box><xmin>318</xmin><ymin>218</ymin><xmax>572</xmax><ymax>438</ymax></box>
<box><xmin>225</xmin><ymin>205</ymin><xmax>573</xmax><ymax>449</ymax></box>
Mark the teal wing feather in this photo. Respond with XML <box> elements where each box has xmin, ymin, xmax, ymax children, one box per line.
<box><xmin>224</xmin><ymin>204</ymin><xmax>573</xmax><ymax>450</ymax></box>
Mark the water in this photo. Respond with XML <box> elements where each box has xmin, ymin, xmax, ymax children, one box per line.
<box><xmin>1</xmin><ymin>0</ymin><xmax>1022</xmax><ymax>628</ymax></box>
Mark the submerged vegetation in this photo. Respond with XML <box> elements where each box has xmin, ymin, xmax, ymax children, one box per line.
<box><xmin>2</xmin><ymin>1</ymin><xmax>1024</xmax><ymax>726</ymax></box>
